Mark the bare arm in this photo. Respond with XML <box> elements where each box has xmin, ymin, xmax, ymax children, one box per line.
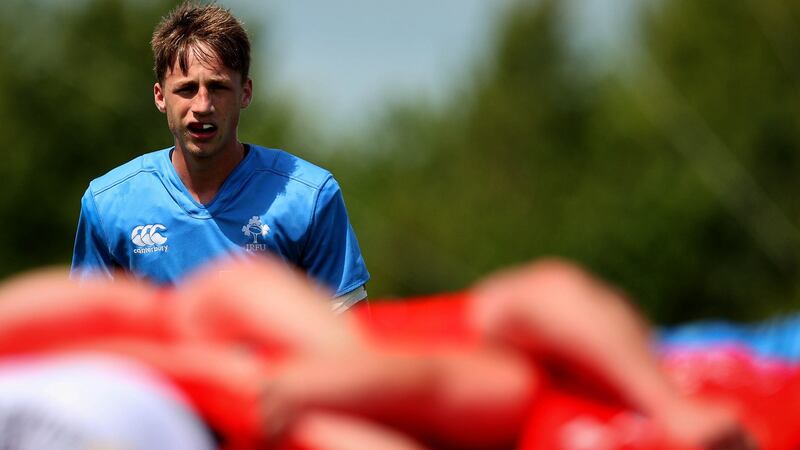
<box><xmin>263</xmin><ymin>346</ymin><xmax>536</xmax><ymax>449</ymax></box>
<box><xmin>0</xmin><ymin>268</ymin><xmax>164</xmax><ymax>355</ymax></box>
<box><xmin>468</xmin><ymin>258</ymin><xmax>753</xmax><ymax>450</ymax></box>
<box><xmin>171</xmin><ymin>257</ymin><xmax>365</xmax><ymax>355</ymax></box>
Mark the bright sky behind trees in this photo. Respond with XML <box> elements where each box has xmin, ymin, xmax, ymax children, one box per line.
<box><xmin>224</xmin><ymin>0</ymin><xmax>638</xmax><ymax>132</ymax></box>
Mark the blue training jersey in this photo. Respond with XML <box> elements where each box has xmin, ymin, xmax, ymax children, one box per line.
<box><xmin>71</xmin><ymin>145</ymin><xmax>369</xmax><ymax>297</ymax></box>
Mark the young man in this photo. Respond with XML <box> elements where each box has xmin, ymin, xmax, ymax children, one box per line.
<box><xmin>70</xmin><ymin>2</ymin><xmax>369</xmax><ymax>308</ymax></box>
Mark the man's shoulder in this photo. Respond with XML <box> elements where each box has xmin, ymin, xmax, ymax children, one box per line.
<box><xmin>248</xmin><ymin>145</ymin><xmax>334</xmax><ymax>190</ymax></box>
<box><xmin>87</xmin><ymin>148</ymin><xmax>171</xmax><ymax>196</ymax></box>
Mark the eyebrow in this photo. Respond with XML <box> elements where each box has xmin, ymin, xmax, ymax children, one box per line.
<box><xmin>207</xmin><ymin>77</ymin><xmax>232</xmax><ymax>85</ymax></box>
<box><xmin>171</xmin><ymin>75</ymin><xmax>233</xmax><ymax>90</ymax></box>
<box><xmin>172</xmin><ymin>75</ymin><xmax>232</xmax><ymax>86</ymax></box>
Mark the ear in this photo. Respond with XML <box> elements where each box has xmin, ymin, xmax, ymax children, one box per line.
<box><xmin>154</xmin><ymin>82</ymin><xmax>167</xmax><ymax>113</ymax></box>
<box><xmin>241</xmin><ymin>78</ymin><xmax>253</xmax><ymax>109</ymax></box>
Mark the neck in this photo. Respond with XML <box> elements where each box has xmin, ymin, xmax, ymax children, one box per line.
<box><xmin>171</xmin><ymin>142</ymin><xmax>245</xmax><ymax>205</ymax></box>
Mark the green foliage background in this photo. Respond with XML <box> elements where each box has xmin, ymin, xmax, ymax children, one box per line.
<box><xmin>2</xmin><ymin>0</ymin><xmax>799</xmax><ymax>323</ymax></box>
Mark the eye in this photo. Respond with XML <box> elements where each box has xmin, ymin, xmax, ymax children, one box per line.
<box><xmin>174</xmin><ymin>84</ymin><xmax>197</xmax><ymax>95</ymax></box>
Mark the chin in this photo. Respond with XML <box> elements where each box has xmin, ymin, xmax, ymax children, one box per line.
<box><xmin>185</xmin><ymin>142</ymin><xmax>221</xmax><ymax>159</ymax></box>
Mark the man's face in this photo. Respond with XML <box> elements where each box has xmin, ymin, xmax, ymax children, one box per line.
<box><xmin>153</xmin><ymin>44</ymin><xmax>252</xmax><ymax>160</ymax></box>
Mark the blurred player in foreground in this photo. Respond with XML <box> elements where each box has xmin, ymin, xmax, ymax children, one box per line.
<box><xmin>1</xmin><ymin>257</ymin><xmax>797</xmax><ymax>449</ymax></box>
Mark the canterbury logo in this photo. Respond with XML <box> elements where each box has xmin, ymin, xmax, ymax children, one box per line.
<box><xmin>131</xmin><ymin>224</ymin><xmax>168</xmax><ymax>247</ymax></box>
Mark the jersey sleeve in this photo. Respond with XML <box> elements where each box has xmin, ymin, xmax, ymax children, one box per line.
<box><xmin>301</xmin><ymin>176</ymin><xmax>370</xmax><ymax>298</ymax></box>
<box><xmin>71</xmin><ymin>188</ymin><xmax>116</xmax><ymax>280</ymax></box>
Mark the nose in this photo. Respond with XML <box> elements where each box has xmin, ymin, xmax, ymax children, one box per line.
<box><xmin>192</xmin><ymin>87</ymin><xmax>214</xmax><ymax>115</ymax></box>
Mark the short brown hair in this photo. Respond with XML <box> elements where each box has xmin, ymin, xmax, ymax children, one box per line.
<box><xmin>151</xmin><ymin>1</ymin><xmax>251</xmax><ymax>83</ymax></box>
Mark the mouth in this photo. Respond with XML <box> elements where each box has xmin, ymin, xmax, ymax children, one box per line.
<box><xmin>186</xmin><ymin>122</ymin><xmax>217</xmax><ymax>140</ymax></box>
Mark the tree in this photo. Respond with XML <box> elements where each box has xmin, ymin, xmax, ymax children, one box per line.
<box><xmin>323</xmin><ymin>0</ymin><xmax>800</xmax><ymax>322</ymax></box>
